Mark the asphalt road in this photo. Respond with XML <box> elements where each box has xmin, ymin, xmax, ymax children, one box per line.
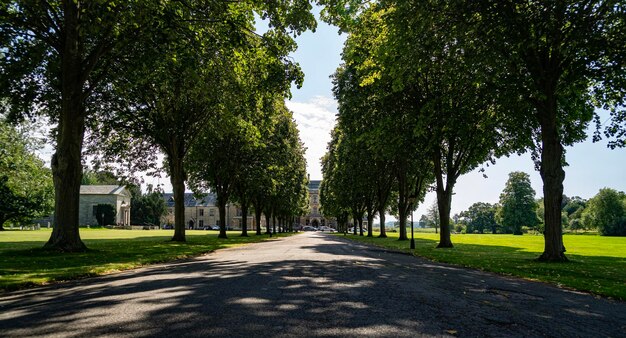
<box><xmin>1</xmin><ymin>232</ymin><xmax>625</xmax><ymax>337</ymax></box>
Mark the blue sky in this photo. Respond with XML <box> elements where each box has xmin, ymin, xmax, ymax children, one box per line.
<box><xmin>286</xmin><ymin>9</ymin><xmax>626</xmax><ymax>219</ymax></box>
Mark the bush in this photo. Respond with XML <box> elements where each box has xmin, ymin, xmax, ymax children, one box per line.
<box><xmin>582</xmin><ymin>188</ymin><xmax>626</xmax><ymax>236</ymax></box>
<box><xmin>95</xmin><ymin>204</ymin><xmax>116</xmax><ymax>226</ymax></box>
<box><xmin>454</xmin><ymin>223</ymin><xmax>465</xmax><ymax>234</ymax></box>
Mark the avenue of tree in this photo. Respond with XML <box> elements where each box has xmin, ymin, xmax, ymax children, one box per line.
<box><xmin>1</xmin><ymin>0</ymin><xmax>314</xmax><ymax>250</ymax></box>
<box><xmin>318</xmin><ymin>0</ymin><xmax>625</xmax><ymax>261</ymax></box>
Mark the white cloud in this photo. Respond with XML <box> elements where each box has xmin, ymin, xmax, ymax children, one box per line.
<box><xmin>286</xmin><ymin>96</ymin><xmax>337</xmax><ymax>180</ymax></box>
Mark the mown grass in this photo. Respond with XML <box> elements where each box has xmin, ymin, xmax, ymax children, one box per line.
<box><xmin>0</xmin><ymin>228</ymin><xmax>294</xmax><ymax>291</ymax></box>
<box><xmin>339</xmin><ymin>231</ymin><xmax>626</xmax><ymax>300</ymax></box>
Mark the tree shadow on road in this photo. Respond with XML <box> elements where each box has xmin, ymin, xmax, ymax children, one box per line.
<box><xmin>1</xmin><ymin>234</ymin><xmax>625</xmax><ymax>337</ymax></box>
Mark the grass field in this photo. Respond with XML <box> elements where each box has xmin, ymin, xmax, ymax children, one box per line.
<box><xmin>340</xmin><ymin>232</ymin><xmax>626</xmax><ymax>300</ymax></box>
<box><xmin>0</xmin><ymin>229</ymin><xmax>293</xmax><ymax>291</ymax></box>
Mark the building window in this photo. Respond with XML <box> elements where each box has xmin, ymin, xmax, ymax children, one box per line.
<box><xmin>199</xmin><ymin>209</ymin><xmax>204</xmax><ymax>216</ymax></box>
<box><xmin>209</xmin><ymin>208</ymin><xmax>215</xmax><ymax>216</ymax></box>
<box><xmin>199</xmin><ymin>220</ymin><xmax>204</xmax><ymax>227</ymax></box>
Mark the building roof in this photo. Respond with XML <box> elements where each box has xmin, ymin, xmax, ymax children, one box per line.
<box><xmin>308</xmin><ymin>180</ymin><xmax>321</xmax><ymax>191</ymax></box>
<box><xmin>80</xmin><ymin>185</ymin><xmax>128</xmax><ymax>195</ymax></box>
<box><xmin>162</xmin><ymin>193</ymin><xmax>217</xmax><ymax>208</ymax></box>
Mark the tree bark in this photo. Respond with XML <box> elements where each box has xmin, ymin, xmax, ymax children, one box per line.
<box><xmin>272</xmin><ymin>214</ymin><xmax>277</xmax><ymax>234</ymax></box>
<box><xmin>43</xmin><ymin>1</ymin><xmax>87</xmax><ymax>252</ymax></box>
<box><xmin>265</xmin><ymin>209</ymin><xmax>272</xmax><ymax>234</ymax></box>
<box><xmin>169</xmin><ymin>156</ymin><xmax>187</xmax><ymax>242</ymax></box>
<box><xmin>537</xmin><ymin>102</ymin><xmax>567</xmax><ymax>262</ymax></box>
<box><xmin>433</xmin><ymin>152</ymin><xmax>453</xmax><ymax>248</ymax></box>
<box><xmin>378</xmin><ymin>212</ymin><xmax>386</xmax><ymax>238</ymax></box>
<box><xmin>436</xmin><ymin>188</ymin><xmax>453</xmax><ymax>248</ymax></box>
<box><xmin>366</xmin><ymin>208</ymin><xmax>374</xmax><ymax>237</ymax></box>
<box><xmin>218</xmin><ymin>198</ymin><xmax>228</xmax><ymax>239</ymax></box>
<box><xmin>358</xmin><ymin>216</ymin><xmax>363</xmax><ymax>236</ymax></box>
<box><xmin>240</xmin><ymin>202</ymin><xmax>248</xmax><ymax>237</ymax></box>
<box><xmin>254</xmin><ymin>205</ymin><xmax>263</xmax><ymax>235</ymax></box>
<box><xmin>396</xmin><ymin>166</ymin><xmax>408</xmax><ymax>241</ymax></box>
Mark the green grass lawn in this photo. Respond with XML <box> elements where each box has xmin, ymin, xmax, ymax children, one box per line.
<box><xmin>0</xmin><ymin>228</ymin><xmax>294</xmax><ymax>291</ymax></box>
<box><xmin>340</xmin><ymin>231</ymin><xmax>626</xmax><ymax>300</ymax></box>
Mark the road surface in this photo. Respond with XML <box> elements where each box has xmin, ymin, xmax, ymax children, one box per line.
<box><xmin>1</xmin><ymin>232</ymin><xmax>625</xmax><ymax>337</ymax></box>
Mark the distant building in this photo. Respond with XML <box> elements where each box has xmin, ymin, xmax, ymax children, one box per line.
<box><xmin>161</xmin><ymin>193</ymin><xmax>260</xmax><ymax>230</ymax></box>
<box><xmin>79</xmin><ymin>185</ymin><xmax>131</xmax><ymax>226</ymax></box>
<box><xmin>299</xmin><ymin>180</ymin><xmax>336</xmax><ymax>228</ymax></box>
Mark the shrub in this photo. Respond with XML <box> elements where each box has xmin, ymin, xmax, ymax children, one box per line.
<box><xmin>95</xmin><ymin>204</ymin><xmax>116</xmax><ymax>226</ymax></box>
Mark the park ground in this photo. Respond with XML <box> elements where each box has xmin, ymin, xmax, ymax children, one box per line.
<box><xmin>0</xmin><ymin>229</ymin><xmax>294</xmax><ymax>291</ymax></box>
<box><xmin>1</xmin><ymin>232</ymin><xmax>625</xmax><ymax>337</ymax></box>
<box><xmin>1</xmin><ymin>229</ymin><xmax>624</xmax><ymax>301</ymax></box>
<box><xmin>340</xmin><ymin>231</ymin><xmax>626</xmax><ymax>300</ymax></box>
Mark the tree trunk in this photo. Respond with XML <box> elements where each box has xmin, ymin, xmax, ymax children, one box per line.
<box><xmin>433</xmin><ymin>152</ymin><xmax>453</xmax><ymax>248</ymax></box>
<box><xmin>352</xmin><ymin>214</ymin><xmax>357</xmax><ymax>235</ymax></box>
<box><xmin>254</xmin><ymin>206</ymin><xmax>262</xmax><ymax>235</ymax></box>
<box><xmin>436</xmin><ymin>188</ymin><xmax>453</xmax><ymax>248</ymax></box>
<box><xmin>398</xmin><ymin>207</ymin><xmax>408</xmax><ymax>241</ymax></box>
<box><xmin>537</xmin><ymin>103</ymin><xmax>567</xmax><ymax>262</ymax></box>
<box><xmin>378</xmin><ymin>212</ymin><xmax>386</xmax><ymax>238</ymax></box>
<box><xmin>169</xmin><ymin>157</ymin><xmax>186</xmax><ymax>242</ymax></box>
<box><xmin>358</xmin><ymin>216</ymin><xmax>364</xmax><ymax>236</ymax></box>
<box><xmin>265</xmin><ymin>209</ymin><xmax>271</xmax><ymax>234</ymax></box>
<box><xmin>43</xmin><ymin>2</ymin><xmax>87</xmax><ymax>252</ymax></box>
<box><xmin>272</xmin><ymin>214</ymin><xmax>277</xmax><ymax>234</ymax></box>
<box><xmin>397</xmin><ymin>168</ymin><xmax>408</xmax><ymax>241</ymax></box>
<box><xmin>218</xmin><ymin>200</ymin><xmax>228</xmax><ymax>239</ymax></box>
<box><xmin>240</xmin><ymin>202</ymin><xmax>248</xmax><ymax>237</ymax></box>
<box><xmin>367</xmin><ymin>209</ymin><xmax>374</xmax><ymax>237</ymax></box>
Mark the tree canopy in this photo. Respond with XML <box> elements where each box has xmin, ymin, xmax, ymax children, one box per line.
<box><xmin>582</xmin><ymin>188</ymin><xmax>626</xmax><ymax>236</ymax></box>
<box><xmin>1</xmin><ymin>0</ymin><xmax>316</xmax><ymax>249</ymax></box>
<box><xmin>497</xmin><ymin>172</ymin><xmax>539</xmax><ymax>235</ymax></box>
<box><xmin>0</xmin><ymin>117</ymin><xmax>53</xmax><ymax>230</ymax></box>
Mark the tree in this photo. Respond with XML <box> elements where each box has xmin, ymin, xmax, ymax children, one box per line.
<box><xmin>426</xmin><ymin>201</ymin><xmax>440</xmax><ymax>234</ymax></box>
<box><xmin>563</xmin><ymin>196</ymin><xmax>587</xmax><ymax>217</ymax></box>
<box><xmin>2</xmin><ymin>0</ymin><xmax>316</xmax><ymax>250</ymax></box>
<box><xmin>461</xmin><ymin>202</ymin><xmax>499</xmax><ymax>234</ymax></box>
<box><xmin>130</xmin><ymin>185</ymin><xmax>166</xmax><ymax>226</ymax></box>
<box><xmin>581</xmin><ymin>188</ymin><xmax>626</xmax><ymax>236</ymax></box>
<box><xmin>469</xmin><ymin>0</ymin><xmax>626</xmax><ymax>261</ymax></box>
<box><xmin>1</xmin><ymin>0</ymin><xmax>152</xmax><ymax>251</ymax></box>
<box><xmin>81</xmin><ymin>170</ymin><xmax>119</xmax><ymax>185</ymax></box>
<box><xmin>0</xmin><ymin>118</ymin><xmax>53</xmax><ymax>230</ymax></box>
<box><xmin>497</xmin><ymin>172</ymin><xmax>539</xmax><ymax>235</ymax></box>
<box><xmin>94</xmin><ymin>204</ymin><xmax>116</xmax><ymax>226</ymax></box>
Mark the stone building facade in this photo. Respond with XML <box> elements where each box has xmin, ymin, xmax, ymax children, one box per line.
<box><xmin>161</xmin><ymin>193</ymin><xmax>262</xmax><ymax>230</ymax></box>
<box><xmin>299</xmin><ymin>180</ymin><xmax>336</xmax><ymax>229</ymax></box>
<box><xmin>79</xmin><ymin>185</ymin><xmax>131</xmax><ymax>226</ymax></box>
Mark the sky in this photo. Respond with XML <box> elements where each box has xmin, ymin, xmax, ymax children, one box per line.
<box><xmin>284</xmin><ymin>7</ymin><xmax>626</xmax><ymax>220</ymax></box>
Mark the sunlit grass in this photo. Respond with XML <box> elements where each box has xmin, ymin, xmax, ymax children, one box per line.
<box><xmin>0</xmin><ymin>228</ymin><xmax>294</xmax><ymax>291</ymax></box>
<box><xmin>340</xmin><ymin>231</ymin><xmax>626</xmax><ymax>300</ymax></box>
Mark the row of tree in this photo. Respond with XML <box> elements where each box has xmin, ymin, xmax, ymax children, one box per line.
<box><xmin>451</xmin><ymin>183</ymin><xmax>626</xmax><ymax>237</ymax></box>
<box><xmin>1</xmin><ymin>1</ymin><xmax>315</xmax><ymax>250</ymax></box>
<box><xmin>318</xmin><ymin>0</ymin><xmax>625</xmax><ymax>261</ymax></box>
